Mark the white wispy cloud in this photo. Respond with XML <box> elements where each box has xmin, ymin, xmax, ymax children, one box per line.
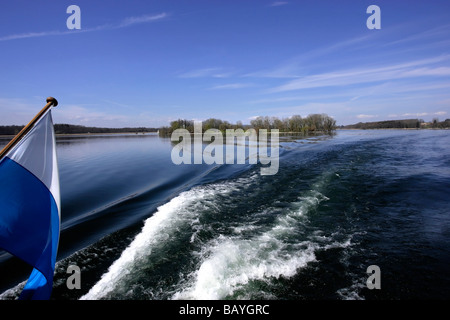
<box><xmin>250</xmin><ymin>80</ymin><xmax>450</xmax><ymax>107</ymax></box>
<box><xmin>269</xmin><ymin>2</ymin><xmax>289</xmax><ymax>7</ymax></box>
<box><xmin>271</xmin><ymin>55</ymin><xmax>450</xmax><ymax>92</ymax></box>
<box><xmin>118</xmin><ymin>13</ymin><xmax>168</xmax><ymax>28</ymax></box>
<box><xmin>53</xmin><ymin>104</ymin><xmax>172</xmax><ymax>127</ymax></box>
<box><xmin>388</xmin><ymin>111</ymin><xmax>447</xmax><ymax>118</ymax></box>
<box><xmin>357</xmin><ymin>114</ymin><xmax>378</xmax><ymax>119</ymax></box>
<box><xmin>244</xmin><ymin>35</ymin><xmax>373</xmax><ymax>79</ymax></box>
<box><xmin>53</xmin><ymin>105</ymin><xmax>129</xmax><ymax>124</ymax></box>
<box><xmin>178</xmin><ymin>68</ymin><xmax>233</xmax><ymax>78</ymax></box>
<box><xmin>402</xmin><ymin>112</ymin><xmax>429</xmax><ymax>117</ymax></box>
<box><xmin>385</xmin><ymin>23</ymin><xmax>450</xmax><ymax>48</ymax></box>
<box><xmin>0</xmin><ymin>98</ymin><xmax>39</xmax><ymax>125</ymax></box>
<box><xmin>209</xmin><ymin>83</ymin><xmax>254</xmax><ymax>90</ymax></box>
<box><xmin>0</xmin><ymin>30</ymin><xmax>70</xmax><ymax>42</ymax></box>
<box><xmin>0</xmin><ymin>13</ymin><xmax>168</xmax><ymax>42</ymax></box>
<box><xmin>244</xmin><ymin>61</ymin><xmax>301</xmax><ymax>78</ymax></box>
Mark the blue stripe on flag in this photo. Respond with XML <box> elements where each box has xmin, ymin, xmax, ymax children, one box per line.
<box><xmin>0</xmin><ymin>157</ymin><xmax>59</xmax><ymax>299</ymax></box>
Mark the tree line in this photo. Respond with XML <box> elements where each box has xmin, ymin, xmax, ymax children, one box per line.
<box><xmin>53</xmin><ymin>124</ymin><xmax>158</xmax><ymax>134</ymax></box>
<box><xmin>158</xmin><ymin>114</ymin><xmax>337</xmax><ymax>136</ymax></box>
<box><xmin>340</xmin><ymin>118</ymin><xmax>450</xmax><ymax>129</ymax></box>
<box><xmin>422</xmin><ymin>118</ymin><xmax>450</xmax><ymax>129</ymax></box>
<box><xmin>0</xmin><ymin>124</ymin><xmax>158</xmax><ymax>135</ymax></box>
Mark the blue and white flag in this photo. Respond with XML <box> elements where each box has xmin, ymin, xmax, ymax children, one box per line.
<box><xmin>0</xmin><ymin>109</ymin><xmax>60</xmax><ymax>300</ymax></box>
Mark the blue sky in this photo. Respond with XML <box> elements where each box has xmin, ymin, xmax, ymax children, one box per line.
<box><xmin>0</xmin><ymin>0</ymin><xmax>449</xmax><ymax>127</ymax></box>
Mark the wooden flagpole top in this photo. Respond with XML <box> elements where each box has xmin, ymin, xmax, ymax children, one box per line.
<box><xmin>0</xmin><ymin>97</ymin><xmax>58</xmax><ymax>160</ymax></box>
<box><xmin>46</xmin><ymin>97</ymin><xmax>58</xmax><ymax>107</ymax></box>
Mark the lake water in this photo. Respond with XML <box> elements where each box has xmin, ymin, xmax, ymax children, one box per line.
<box><xmin>1</xmin><ymin>129</ymin><xmax>450</xmax><ymax>300</ymax></box>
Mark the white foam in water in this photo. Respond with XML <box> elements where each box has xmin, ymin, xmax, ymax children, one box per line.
<box><xmin>0</xmin><ymin>281</ymin><xmax>25</xmax><ymax>300</ymax></box>
<box><xmin>80</xmin><ymin>175</ymin><xmax>257</xmax><ymax>300</ymax></box>
<box><xmin>337</xmin><ymin>280</ymin><xmax>366</xmax><ymax>300</ymax></box>
<box><xmin>81</xmin><ymin>169</ymin><xmax>350</xmax><ymax>300</ymax></box>
<box><xmin>172</xmin><ymin>235</ymin><xmax>318</xmax><ymax>300</ymax></box>
<box><xmin>80</xmin><ymin>187</ymin><xmax>215</xmax><ymax>300</ymax></box>
<box><xmin>171</xmin><ymin>188</ymin><xmax>332</xmax><ymax>300</ymax></box>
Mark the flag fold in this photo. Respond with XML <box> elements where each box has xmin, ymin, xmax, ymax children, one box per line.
<box><xmin>0</xmin><ymin>109</ymin><xmax>60</xmax><ymax>300</ymax></box>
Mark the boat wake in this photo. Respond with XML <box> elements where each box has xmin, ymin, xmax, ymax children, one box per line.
<box><xmin>81</xmin><ymin>169</ymin><xmax>355</xmax><ymax>300</ymax></box>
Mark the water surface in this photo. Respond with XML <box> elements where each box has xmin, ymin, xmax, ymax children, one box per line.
<box><xmin>1</xmin><ymin>130</ymin><xmax>449</xmax><ymax>300</ymax></box>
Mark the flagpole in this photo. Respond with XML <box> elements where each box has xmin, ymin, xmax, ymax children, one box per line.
<box><xmin>0</xmin><ymin>97</ymin><xmax>58</xmax><ymax>161</ymax></box>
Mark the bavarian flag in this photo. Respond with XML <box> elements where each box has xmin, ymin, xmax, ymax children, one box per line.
<box><xmin>0</xmin><ymin>101</ymin><xmax>60</xmax><ymax>300</ymax></box>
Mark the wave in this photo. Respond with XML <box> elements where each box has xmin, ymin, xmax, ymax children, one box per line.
<box><xmin>80</xmin><ymin>167</ymin><xmax>355</xmax><ymax>300</ymax></box>
<box><xmin>80</xmin><ymin>174</ymin><xmax>256</xmax><ymax>300</ymax></box>
<box><xmin>170</xmin><ymin>171</ymin><xmax>347</xmax><ymax>300</ymax></box>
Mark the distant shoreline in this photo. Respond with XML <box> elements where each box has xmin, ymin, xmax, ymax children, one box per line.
<box><xmin>1</xmin><ymin>128</ymin><xmax>449</xmax><ymax>140</ymax></box>
<box><xmin>339</xmin><ymin>118</ymin><xmax>450</xmax><ymax>130</ymax></box>
<box><xmin>337</xmin><ymin>127</ymin><xmax>450</xmax><ymax>130</ymax></box>
<box><xmin>0</xmin><ymin>132</ymin><xmax>157</xmax><ymax>139</ymax></box>
<box><xmin>55</xmin><ymin>132</ymin><xmax>157</xmax><ymax>137</ymax></box>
